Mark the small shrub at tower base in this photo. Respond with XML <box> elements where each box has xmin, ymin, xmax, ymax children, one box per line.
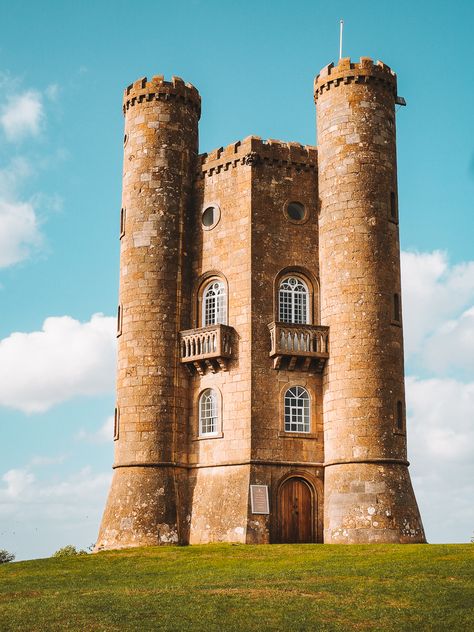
<box><xmin>51</xmin><ymin>545</ymin><xmax>88</xmax><ymax>558</ymax></box>
<box><xmin>0</xmin><ymin>549</ymin><xmax>15</xmax><ymax>563</ymax></box>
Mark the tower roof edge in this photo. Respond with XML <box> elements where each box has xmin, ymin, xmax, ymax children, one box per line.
<box><xmin>122</xmin><ymin>75</ymin><xmax>201</xmax><ymax>116</ymax></box>
<box><xmin>314</xmin><ymin>57</ymin><xmax>397</xmax><ymax>101</ymax></box>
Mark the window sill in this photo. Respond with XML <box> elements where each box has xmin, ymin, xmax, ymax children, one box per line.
<box><xmin>278</xmin><ymin>431</ymin><xmax>320</xmax><ymax>440</ymax></box>
<box><xmin>192</xmin><ymin>432</ymin><xmax>224</xmax><ymax>442</ymax></box>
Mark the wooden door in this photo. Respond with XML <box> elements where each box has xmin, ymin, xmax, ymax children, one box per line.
<box><xmin>278</xmin><ymin>478</ymin><xmax>314</xmax><ymax>543</ymax></box>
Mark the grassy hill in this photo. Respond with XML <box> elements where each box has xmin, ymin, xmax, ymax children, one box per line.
<box><xmin>0</xmin><ymin>544</ymin><xmax>473</xmax><ymax>631</ymax></box>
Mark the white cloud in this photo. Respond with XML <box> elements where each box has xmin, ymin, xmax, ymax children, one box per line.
<box><xmin>1</xmin><ymin>464</ymin><xmax>111</xmax><ymax>508</ymax></box>
<box><xmin>406</xmin><ymin>376</ymin><xmax>474</xmax><ymax>543</ymax></box>
<box><xmin>407</xmin><ymin>376</ymin><xmax>474</xmax><ymax>462</ymax></box>
<box><xmin>0</xmin><ymin>464</ymin><xmax>111</xmax><ymax>559</ymax></box>
<box><xmin>0</xmin><ymin>77</ymin><xmax>61</xmax><ymax>269</ymax></box>
<box><xmin>29</xmin><ymin>455</ymin><xmax>66</xmax><ymax>467</ymax></box>
<box><xmin>45</xmin><ymin>84</ymin><xmax>59</xmax><ymax>101</ymax></box>
<box><xmin>2</xmin><ymin>468</ymin><xmax>35</xmax><ymax>498</ymax></box>
<box><xmin>401</xmin><ymin>250</ymin><xmax>474</xmax><ymax>378</ymax></box>
<box><xmin>0</xmin><ymin>159</ymin><xmax>44</xmax><ymax>268</ymax></box>
<box><xmin>0</xmin><ymin>90</ymin><xmax>43</xmax><ymax>141</ymax></box>
<box><xmin>0</xmin><ymin>198</ymin><xmax>42</xmax><ymax>267</ymax></box>
<box><xmin>0</xmin><ymin>314</ymin><xmax>116</xmax><ymax>413</ymax></box>
<box><xmin>76</xmin><ymin>416</ymin><xmax>114</xmax><ymax>444</ymax></box>
<box><xmin>401</xmin><ymin>250</ymin><xmax>474</xmax><ymax>360</ymax></box>
<box><xmin>422</xmin><ymin>307</ymin><xmax>474</xmax><ymax>376</ymax></box>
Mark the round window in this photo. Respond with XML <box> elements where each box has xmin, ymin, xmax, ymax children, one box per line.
<box><xmin>286</xmin><ymin>202</ymin><xmax>306</xmax><ymax>222</ymax></box>
<box><xmin>201</xmin><ymin>204</ymin><xmax>221</xmax><ymax>230</ymax></box>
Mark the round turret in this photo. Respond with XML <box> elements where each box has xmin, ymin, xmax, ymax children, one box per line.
<box><xmin>315</xmin><ymin>57</ymin><xmax>425</xmax><ymax>543</ymax></box>
<box><xmin>96</xmin><ymin>75</ymin><xmax>200</xmax><ymax>550</ymax></box>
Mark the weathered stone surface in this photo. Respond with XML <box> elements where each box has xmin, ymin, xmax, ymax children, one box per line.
<box><xmin>95</xmin><ymin>77</ymin><xmax>198</xmax><ymax>550</ymax></box>
<box><xmin>315</xmin><ymin>58</ymin><xmax>425</xmax><ymax>543</ymax></box>
<box><xmin>96</xmin><ymin>57</ymin><xmax>425</xmax><ymax>551</ymax></box>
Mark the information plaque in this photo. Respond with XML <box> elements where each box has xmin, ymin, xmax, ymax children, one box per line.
<box><xmin>250</xmin><ymin>485</ymin><xmax>270</xmax><ymax>514</ymax></box>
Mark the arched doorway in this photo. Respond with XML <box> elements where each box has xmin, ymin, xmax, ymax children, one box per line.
<box><xmin>278</xmin><ymin>477</ymin><xmax>315</xmax><ymax>543</ymax></box>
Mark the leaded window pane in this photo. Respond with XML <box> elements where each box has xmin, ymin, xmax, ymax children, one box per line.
<box><xmin>203</xmin><ymin>280</ymin><xmax>227</xmax><ymax>326</ymax></box>
<box><xmin>199</xmin><ymin>389</ymin><xmax>218</xmax><ymax>435</ymax></box>
<box><xmin>278</xmin><ymin>277</ymin><xmax>309</xmax><ymax>324</ymax></box>
<box><xmin>284</xmin><ymin>386</ymin><xmax>310</xmax><ymax>433</ymax></box>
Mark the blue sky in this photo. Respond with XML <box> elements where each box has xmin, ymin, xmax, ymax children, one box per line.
<box><xmin>0</xmin><ymin>0</ymin><xmax>473</xmax><ymax>560</ymax></box>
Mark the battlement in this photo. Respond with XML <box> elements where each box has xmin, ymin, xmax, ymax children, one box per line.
<box><xmin>123</xmin><ymin>75</ymin><xmax>201</xmax><ymax>117</ymax></box>
<box><xmin>314</xmin><ymin>57</ymin><xmax>397</xmax><ymax>100</ymax></box>
<box><xmin>198</xmin><ymin>136</ymin><xmax>317</xmax><ymax>176</ymax></box>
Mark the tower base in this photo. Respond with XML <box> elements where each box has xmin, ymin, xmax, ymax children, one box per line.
<box><xmin>95</xmin><ymin>466</ymin><xmax>186</xmax><ymax>551</ymax></box>
<box><xmin>324</xmin><ymin>462</ymin><xmax>426</xmax><ymax>544</ymax></box>
<box><xmin>188</xmin><ymin>464</ymin><xmax>250</xmax><ymax>544</ymax></box>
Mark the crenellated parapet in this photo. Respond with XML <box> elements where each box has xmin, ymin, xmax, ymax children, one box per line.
<box><xmin>314</xmin><ymin>57</ymin><xmax>397</xmax><ymax>101</ymax></box>
<box><xmin>198</xmin><ymin>136</ymin><xmax>317</xmax><ymax>177</ymax></box>
<box><xmin>123</xmin><ymin>75</ymin><xmax>201</xmax><ymax>117</ymax></box>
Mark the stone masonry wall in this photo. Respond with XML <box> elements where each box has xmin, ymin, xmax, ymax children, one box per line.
<box><xmin>187</xmin><ymin>137</ymin><xmax>253</xmax><ymax>543</ymax></box>
<box><xmin>96</xmin><ymin>59</ymin><xmax>426</xmax><ymax>549</ymax></box>
<box><xmin>315</xmin><ymin>58</ymin><xmax>425</xmax><ymax>543</ymax></box>
<box><xmin>96</xmin><ymin>76</ymin><xmax>200</xmax><ymax>550</ymax></box>
<box><xmin>249</xmin><ymin>139</ymin><xmax>324</xmax><ymax>542</ymax></box>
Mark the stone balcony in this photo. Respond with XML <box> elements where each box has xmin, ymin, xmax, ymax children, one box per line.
<box><xmin>179</xmin><ymin>324</ymin><xmax>234</xmax><ymax>375</ymax></box>
<box><xmin>268</xmin><ymin>321</ymin><xmax>329</xmax><ymax>372</ymax></box>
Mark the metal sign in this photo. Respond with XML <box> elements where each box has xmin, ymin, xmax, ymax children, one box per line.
<box><xmin>250</xmin><ymin>485</ymin><xmax>270</xmax><ymax>514</ymax></box>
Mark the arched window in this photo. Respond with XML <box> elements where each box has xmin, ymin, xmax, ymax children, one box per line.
<box><xmin>284</xmin><ymin>386</ymin><xmax>310</xmax><ymax>433</ymax></box>
<box><xmin>199</xmin><ymin>389</ymin><xmax>218</xmax><ymax>436</ymax></box>
<box><xmin>202</xmin><ymin>280</ymin><xmax>227</xmax><ymax>326</ymax></box>
<box><xmin>279</xmin><ymin>277</ymin><xmax>309</xmax><ymax>324</ymax></box>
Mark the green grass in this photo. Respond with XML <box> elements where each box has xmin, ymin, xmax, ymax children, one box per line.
<box><xmin>0</xmin><ymin>544</ymin><xmax>473</xmax><ymax>631</ymax></box>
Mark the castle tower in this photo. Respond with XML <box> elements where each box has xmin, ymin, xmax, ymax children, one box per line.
<box><xmin>96</xmin><ymin>58</ymin><xmax>426</xmax><ymax>550</ymax></box>
<box><xmin>315</xmin><ymin>58</ymin><xmax>425</xmax><ymax>543</ymax></box>
<box><xmin>95</xmin><ymin>76</ymin><xmax>200</xmax><ymax>550</ymax></box>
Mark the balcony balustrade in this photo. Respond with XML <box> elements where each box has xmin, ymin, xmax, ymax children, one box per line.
<box><xmin>179</xmin><ymin>324</ymin><xmax>234</xmax><ymax>375</ymax></box>
<box><xmin>268</xmin><ymin>321</ymin><xmax>329</xmax><ymax>371</ymax></box>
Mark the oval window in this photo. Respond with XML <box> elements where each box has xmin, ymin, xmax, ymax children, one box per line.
<box><xmin>201</xmin><ymin>205</ymin><xmax>221</xmax><ymax>230</ymax></box>
<box><xmin>285</xmin><ymin>202</ymin><xmax>306</xmax><ymax>222</ymax></box>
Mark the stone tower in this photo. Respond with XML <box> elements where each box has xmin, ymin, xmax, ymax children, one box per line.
<box><xmin>96</xmin><ymin>76</ymin><xmax>200</xmax><ymax>549</ymax></box>
<box><xmin>96</xmin><ymin>57</ymin><xmax>425</xmax><ymax>550</ymax></box>
<box><xmin>315</xmin><ymin>58</ymin><xmax>424</xmax><ymax>542</ymax></box>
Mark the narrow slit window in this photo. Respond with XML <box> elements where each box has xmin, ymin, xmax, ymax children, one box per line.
<box><xmin>396</xmin><ymin>400</ymin><xmax>404</xmax><ymax>431</ymax></box>
<box><xmin>117</xmin><ymin>304</ymin><xmax>122</xmax><ymax>336</ymax></box>
<box><xmin>114</xmin><ymin>407</ymin><xmax>120</xmax><ymax>440</ymax></box>
<box><xmin>393</xmin><ymin>293</ymin><xmax>401</xmax><ymax>322</ymax></box>
<box><xmin>390</xmin><ymin>191</ymin><xmax>397</xmax><ymax>220</ymax></box>
<box><xmin>120</xmin><ymin>208</ymin><xmax>126</xmax><ymax>238</ymax></box>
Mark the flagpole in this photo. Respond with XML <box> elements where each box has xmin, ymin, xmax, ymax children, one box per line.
<box><xmin>339</xmin><ymin>19</ymin><xmax>344</xmax><ymax>59</ymax></box>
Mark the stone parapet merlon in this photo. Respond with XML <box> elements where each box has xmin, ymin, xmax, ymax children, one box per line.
<box><xmin>123</xmin><ymin>75</ymin><xmax>201</xmax><ymax>117</ymax></box>
<box><xmin>314</xmin><ymin>57</ymin><xmax>397</xmax><ymax>101</ymax></box>
<box><xmin>198</xmin><ymin>136</ymin><xmax>318</xmax><ymax>177</ymax></box>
